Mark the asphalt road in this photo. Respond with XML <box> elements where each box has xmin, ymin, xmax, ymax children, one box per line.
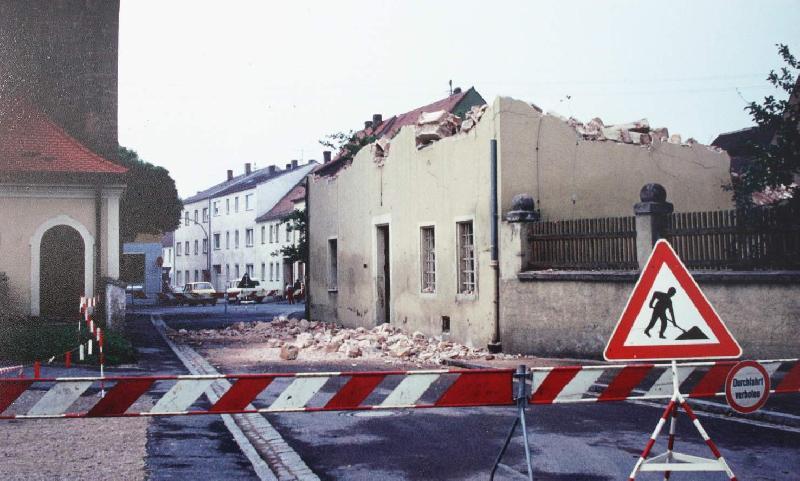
<box><xmin>140</xmin><ymin>306</ymin><xmax>800</xmax><ymax>480</ymax></box>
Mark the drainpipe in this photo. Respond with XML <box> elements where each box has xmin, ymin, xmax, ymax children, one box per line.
<box><xmin>488</xmin><ymin>139</ymin><xmax>502</xmax><ymax>353</ymax></box>
<box><xmin>304</xmin><ymin>176</ymin><xmax>310</xmax><ymax>322</ymax></box>
<box><xmin>95</xmin><ymin>184</ymin><xmax>103</xmax><ymax>305</ymax></box>
<box><xmin>207</xmin><ymin>197</ymin><xmax>212</xmax><ymax>284</ymax></box>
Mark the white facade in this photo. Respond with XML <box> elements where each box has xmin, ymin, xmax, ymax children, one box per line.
<box><xmin>172</xmin><ymin>162</ymin><xmax>316</xmax><ymax>291</ymax></box>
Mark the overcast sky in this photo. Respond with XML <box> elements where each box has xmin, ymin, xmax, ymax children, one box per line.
<box><xmin>118</xmin><ymin>1</ymin><xmax>800</xmax><ymax>198</ymax></box>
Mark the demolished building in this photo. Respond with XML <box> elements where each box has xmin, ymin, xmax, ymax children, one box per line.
<box><xmin>307</xmin><ymin>93</ymin><xmax>733</xmax><ymax>351</ymax></box>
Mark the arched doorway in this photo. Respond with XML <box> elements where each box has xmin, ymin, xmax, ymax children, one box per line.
<box><xmin>39</xmin><ymin>225</ymin><xmax>84</xmax><ymax>319</ymax></box>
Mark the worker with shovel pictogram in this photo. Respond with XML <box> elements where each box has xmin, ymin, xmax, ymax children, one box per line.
<box><xmin>644</xmin><ymin>287</ymin><xmax>679</xmax><ymax>339</ymax></box>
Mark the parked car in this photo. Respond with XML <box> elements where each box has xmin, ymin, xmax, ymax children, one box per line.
<box><xmin>179</xmin><ymin>282</ymin><xmax>218</xmax><ymax>306</ymax></box>
<box><xmin>226</xmin><ymin>276</ymin><xmax>268</xmax><ymax>303</ymax></box>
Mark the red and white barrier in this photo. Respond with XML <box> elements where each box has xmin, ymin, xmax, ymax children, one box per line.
<box><xmin>0</xmin><ymin>368</ymin><xmax>514</xmax><ymax>419</ymax></box>
<box><xmin>530</xmin><ymin>358</ymin><xmax>800</xmax><ymax>404</ymax></box>
<box><xmin>1</xmin><ymin>359</ymin><xmax>798</xmax><ymax>420</ymax></box>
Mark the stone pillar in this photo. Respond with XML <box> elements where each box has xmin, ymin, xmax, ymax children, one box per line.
<box><xmin>503</xmin><ymin>194</ymin><xmax>540</xmax><ymax>276</ymax></box>
<box><xmin>634</xmin><ymin>183</ymin><xmax>673</xmax><ymax>268</ymax></box>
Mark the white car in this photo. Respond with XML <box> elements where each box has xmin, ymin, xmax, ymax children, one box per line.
<box><xmin>226</xmin><ymin>278</ymin><xmax>268</xmax><ymax>303</ymax></box>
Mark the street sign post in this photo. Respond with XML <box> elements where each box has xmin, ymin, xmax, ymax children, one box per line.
<box><xmin>726</xmin><ymin>360</ymin><xmax>770</xmax><ymax>414</ymax></box>
<box><xmin>604</xmin><ymin>239</ymin><xmax>742</xmax><ymax>361</ymax></box>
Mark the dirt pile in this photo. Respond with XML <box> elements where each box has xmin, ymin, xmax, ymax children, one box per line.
<box><xmin>168</xmin><ymin>317</ymin><xmax>520</xmax><ymax>365</ymax></box>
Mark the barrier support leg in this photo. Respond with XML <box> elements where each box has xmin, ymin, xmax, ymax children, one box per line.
<box><xmin>490</xmin><ymin>364</ymin><xmax>534</xmax><ymax>481</ymax></box>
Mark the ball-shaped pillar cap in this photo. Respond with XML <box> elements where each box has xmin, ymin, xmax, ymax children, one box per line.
<box><xmin>640</xmin><ymin>183</ymin><xmax>667</xmax><ymax>203</ymax></box>
<box><xmin>511</xmin><ymin>193</ymin><xmax>536</xmax><ymax>213</ymax></box>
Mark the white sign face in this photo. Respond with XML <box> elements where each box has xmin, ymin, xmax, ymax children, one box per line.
<box><xmin>622</xmin><ymin>264</ymin><xmax>719</xmax><ymax>347</ymax></box>
<box><xmin>726</xmin><ymin>361</ymin><xmax>770</xmax><ymax>414</ymax></box>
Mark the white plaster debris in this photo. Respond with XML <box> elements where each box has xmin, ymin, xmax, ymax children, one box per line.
<box><xmin>168</xmin><ymin>317</ymin><xmax>519</xmax><ymax>366</ymax></box>
<box><xmin>563</xmin><ymin>114</ymin><xmax>719</xmax><ymax>150</ymax></box>
<box><xmin>415</xmin><ymin>110</ymin><xmax>462</xmax><ymax>148</ymax></box>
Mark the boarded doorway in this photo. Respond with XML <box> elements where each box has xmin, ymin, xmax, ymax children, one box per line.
<box><xmin>39</xmin><ymin>225</ymin><xmax>84</xmax><ymax>319</ymax></box>
<box><xmin>376</xmin><ymin>225</ymin><xmax>390</xmax><ymax>324</ymax></box>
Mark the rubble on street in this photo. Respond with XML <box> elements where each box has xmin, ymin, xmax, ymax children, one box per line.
<box><xmin>167</xmin><ymin>317</ymin><xmax>521</xmax><ymax>365</ymax></box>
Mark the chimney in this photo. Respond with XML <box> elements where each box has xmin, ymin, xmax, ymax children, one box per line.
<box><xmin>372</xmin><ymin>113</ymin><xmax>382</xmax><ymax>125</ymax></box>
<box><xmin>291</xmin><ymin>160</ymin><xmax>298</xmax><ymax>169</ymax></box>
<box><xmin>323</xmin><ymin>151</ymin><xmax>332</xmax><ymax>163</ymax></box>
<box><xmin>453</xmin><ymin>87</ymin><xmax>462</xmax><ymax>94</ymax></box>
<box><xmin>364</xmin><ymin>120</ymin><xmax>373</xmax><ymax>130</ymax></box>
<box><xmin>286</xmin><ymin>163</ymin><xmax>291</xmax><ymax>170</ymax></box>
<box><xmin>268</xmin><ymin>165</ymin><xmax>276</xmax><ymax>174</ymax></box>
<box><xmin>245</xmin><ymin>163</ymin><xmax>252</xmax><ymax>175</ymax></box>
<box><xmin>227</xmin><ymin>169</ymin><xmax>233</xmax><ymax>181</ymax></box>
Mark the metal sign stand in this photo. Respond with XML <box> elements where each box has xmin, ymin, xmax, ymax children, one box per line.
<box><xmin>490</xmin><ymin>365</ymin><xmax>534</xmax><ymax>481</ymax></box>
<box><xmin>628</xmin><ymin>360</ymin><xmax>738</xmax><ymax>480</ymax></box>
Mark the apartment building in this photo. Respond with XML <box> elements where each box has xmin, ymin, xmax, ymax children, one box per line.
<box><xmin>255</xmin><ymin>183</ymin><xmax>307</xmax><ymax>294</ymax></box>
<box><xmin>173</xmin><ymin>160</ymin><xmax>316</xmax><ymax>291</ymax></box>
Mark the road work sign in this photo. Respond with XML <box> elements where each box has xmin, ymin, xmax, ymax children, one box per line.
<box><xmin>604</xmin><ymin>239</ymin><xmax>742</xmax><ymax>361</ymax></box>
<box><xmin>725</xmin><ymin>360</ymin><xmax>770</xmax><ymax>414</ymax></box>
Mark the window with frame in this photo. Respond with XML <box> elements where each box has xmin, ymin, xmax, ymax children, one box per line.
<box><xmin>202</xmin><ymin>207</ymin><xmax>209</xmax><ymax>222</ymax></box>
<box><xmin>177</xmin><ymin>271</ymin><xmax>182</xmax><ymax>285</ymax></box>
<box><xmin>261</xmin><ymin>226</ymin><xmax>266</xmax><ymax>244</ymax></box>
<box><xmin>235</xmin><ymin>264</ymin><xmax>240</xmax><ymax>278</ymax></box>
<box><xmin>213</xmin><ymin>201</ymin><xmax>219</xmax><ymax>216</ymax></box>
<box><xmin>202</xmin><ymin>238</ymin><xmax>208</xmax><ymax>254</ymax></box>
<box><xmin>194</xmin><ymin>270</ymin><xmax>199</xmax><ymax>282</ymax></box>
<box><xmin>245</xmin><ymin>228</ymin><xmax>254</xmax><ymax>247</ymax></box>
<box><xmin>194</xmin><ymin>240</ymin><xmax>199</xmax><ymax>255</ymax></box>
<box><xmin>246</xmin><ymin>264</ymin><xmax>254</xmax><ymax>277</ymax></box>
<box><xmin>269</xmin><ymin>263</ymin><xmax>274</xmax><ymax>281</ymax></box>
<box><xmin>225</xmin><ymin>231</ymin><xmax>230</xmax><ymax>249</ymax></box>
<box><xmin>184</xmin><ymin>211</ymin><xmax>190</xmax><ymax>226</ymax></box>
<box><xmin>286</xmin><ymin>223</ymin><xmax>291</xmax><ymax>242</ymax></box>
<box><xmin>194</xmin><ymin>210</ymin><xmax>198</xmax><ymax>223</ymax></box>
<box><xmin>261</xmin><ymin>263</ymin><xmax>265</xmax><ymax>281</ymax></box>
<box><xmin>226</xmin><ymin>198</ymin><xmax>230</xmax><ymax>214</ymax></box>
<box><xmin>184</xmin><ymin>241</ymin><xmax>189</xmax><ymax>256</ymax></box>
<box><xmin>234</xmin><ymin>196</ymin><xmax>239</xmax><ymax>213</ymax></box>
<box><xmin>235</xmin><ymin>230</ymin><xmax>240</xmax><ymax>248</ymax></box>
<box><xmin>225</xmin><ymin>264</ymin><xmax>230</xmax><ymax>280</ymax></box>
<box><xmin>177</xmin><ymin>242</ymin><xmax>182</xmax><ymax>256</ymax></box>
<box><xmin>269</xmin><ymin>225</ymin><xmax>274</xmax><ymax>243</ymax></box>
<box><xmin>213</xmin><ymin>233</ymin><xmax>221</xmax><ymax>250</ymax></box>
<box><xmin>184</xmin><ymin>270</ymin><xmax>189</xmax><ymax>284</ymax></box>
<box><xmin>457</xmin><ymin>221</ymin><xmax>476</xmax><ymax>294</ymax></box>
<box><xmin>420</xmin><ymin>226</ymin><xmax>436</xmax><ymax>293</ymax></box>
<box><xmin>328</xmin><ymin>238</ymin><xmax>338</xmax><ymax>290</ymax></box>
<box><xmin>245</xmin><ymin>193</ymin><xmax>253</xmax><ymax>210</ymax></box>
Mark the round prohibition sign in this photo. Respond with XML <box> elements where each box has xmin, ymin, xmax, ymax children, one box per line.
<box><xmin>725</xmin><ymin>360</ymin><xmax>770</xmax><ymax>414</ymax></box>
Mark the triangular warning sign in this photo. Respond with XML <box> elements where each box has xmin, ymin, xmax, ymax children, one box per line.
<box><xmin>604</xmin><ymin>239</ymin><xmax>741</xmax><ymax>361</ymax></box>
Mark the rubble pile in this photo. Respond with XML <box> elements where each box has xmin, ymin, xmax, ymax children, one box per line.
<box><xmin>560</xmin><ymin>114</ymin><xmax>719</xmax><ymax>150</ymax></box>
<box><xmin>168</xmin><ymin>317</ymin><xmax>519</xmax><ymax>365</ymax></box>
<box><xmin>415</xmin><ymin>110</ymin><xmax>462</xmax><ymax>148</ymax></box>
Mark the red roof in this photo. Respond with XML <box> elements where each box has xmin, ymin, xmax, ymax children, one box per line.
<box><xmin>256</xmin><ymin>184</ymin><xmax>306</xmax><ymax>223</ymax></box>
<box><xmin>0</xmin><ymin>100</ymin><xmax>127</xmax><ymax>175</ymax></box>
<box><xmin>370</xmin><ymin>89</ymin><xmax>471</xmax><ymax>139</ymax></box>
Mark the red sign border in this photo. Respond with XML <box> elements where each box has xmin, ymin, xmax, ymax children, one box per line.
<box><xmin>604</xmin><ymin>240</ymin><xmax>742</xmax><ymax>361</ymax></box>
<box><xmin>725</xmin><ymin>360</ymin><xmax>770</xmax><ymax>414</ymax></box>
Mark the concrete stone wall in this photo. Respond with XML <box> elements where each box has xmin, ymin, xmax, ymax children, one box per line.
<box><xmin>496</xmin><ymin>97</ymin><xmax>733</xmax><ymax>219</ymax></box>
<box><xmin>104</xmin><ymin>281</ymin><xmax>126</xmax><ymax>331</ymax></box>
<box><xmin>500</xmin><ymin>273</ymin><xmax>799</xmax><ymax>360</ymax></box>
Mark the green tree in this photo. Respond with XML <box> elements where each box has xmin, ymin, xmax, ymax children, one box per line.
<box><xmin>732</xmin><ymin>44</ymin><xmax>800</xmax><ymax>208</ymax></box>
<box><xmin>319</xmin><ymin>130</ymin><xmax>377</xmax><ymax>165</ymax></box>
<box><xmin>274</xmin><ymin>209</ymin><xmax>307</xmax><ymax>264</ymax></box>
<box><xmin>117</xmin><ymin>146</ymin><xmax>183</xmax><ymax>243</ymax></box>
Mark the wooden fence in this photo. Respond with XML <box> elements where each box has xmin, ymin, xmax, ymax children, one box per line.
<box><xmin>665</xmin><ymin>205</ymin><xmax>800</xmax><ymax>270</ymax></box>
<box><xmin>528</xmin><ymin>216</ymin><xmax>637</xmax><ymax>270</ymax></box>
<box><xmin>527</xmin><ymin>205</ymin><xmax>800</xmax><ymax>271</ymax></box>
